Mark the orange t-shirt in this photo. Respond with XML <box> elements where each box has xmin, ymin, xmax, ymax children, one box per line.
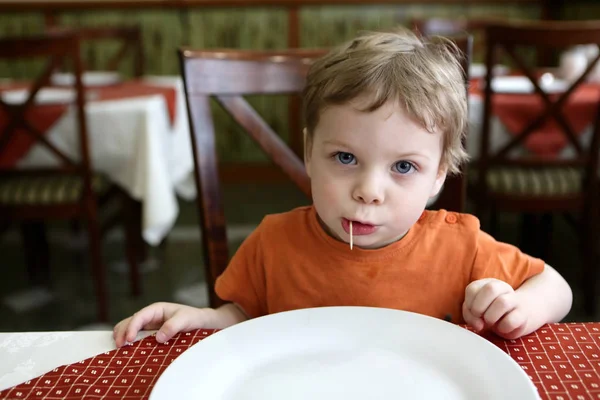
<box><xmin>215</xmin><ymin>206</ymin><xmax>545</xmax><ymax>324</ymax></box>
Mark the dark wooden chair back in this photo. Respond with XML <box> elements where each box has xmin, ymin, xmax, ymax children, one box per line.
<box><xmin>180</xmin><ymin>38</ymin><xmax>472</xmax><ymax>307</ymax></box>
<box><xmin>48</xmin><ymin>26</ymin><xmax>144</xmax><ymax>77</ymax></box>
<box><xmin>478</xmin><ymin>21</ymin><xmax>600</xmax><ymax>205</ymax></box>
<box><xmin>180</xmin><ymin>48</ymin><xmax>325</xmax><ymax>306</ymax></box>
<box><xmin>427</xmin><ymin>34</ymin><xmax>472</xmax><ymax>213</ymax></box>
<box><xmin>412</xmin><ymin>17</ymin><xmax>500</xmax><ymax>35</ymax></box>
<box><xmin>411</xmin><ymin>17</ymin><xmax>500</xmax><ymax>59</ymax></box>
<box><xmin>0</xmin><ymin>32</ymin><xmax>94</xmax><ymax>189</ymax></box>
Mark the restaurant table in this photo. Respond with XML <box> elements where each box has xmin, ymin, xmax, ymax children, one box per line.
<box><xmin>1</xmin><ymin>323</ymin><xmax>599</xmax><ymax>400</ymax></box>
<box><xmin>467</xmin><ymin>77</ymin><xmax>600</xmax><ymax>163</ymax></box>
<box><xmin>0</xmin><ymin>76</ymin><xmax>195</xmax><ymax>246</ymax></box>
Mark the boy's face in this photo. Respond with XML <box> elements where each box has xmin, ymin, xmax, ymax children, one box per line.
<box><xmin>304</xmin><ymin>97</ymin><xmax>446</xmax><ymax>249</ymax></box>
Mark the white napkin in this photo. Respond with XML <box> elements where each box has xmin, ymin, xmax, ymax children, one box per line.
<box><xmin>559</xmin><ymin>44</ymin><xmax>600</xmax><ymax>83</ymax></box>
<box><xmin>1</xmin><ymin>88</ymin><xmax>76</xmax><ymax>105</ymax></box>
<box><xmin>489</xmin><ymin>75</ymin><xmax>568</xmax><ymax>94</ymax></box>
<box><xmin>469</xmin><ymin>63</ymin><xmax>510</xmax><ymax>79</ymax></box>
<box><xmin>51</xmin><ymin>71</ymin><xmax>121</xmax><ymax>87</ymax></box>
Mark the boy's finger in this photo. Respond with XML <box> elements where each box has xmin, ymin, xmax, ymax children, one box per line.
<box><xmin>112</xmin><ymin>327</ymin><xmax>122</xmax><ymax>347</ymax></box>
<box><xmin>113</xmin><ymin>319</ymin><xmax>131</xmax><ymax>347</ymax></box>
<box><xmin>496</xmin><ymin>309</ymin><xmax>526</xmax><ymax>336</ymax></box>
<box><xmin>124</xmin><ymin>310</ymin><xmax>160</xmax><ymax>343</ymax></box>
<box><xmin>155</xmin><ymin>312</ymin><xmax>201</xmax><ymax>343</ymax></box>
<box><xmin>482</xmin><ymin>294</ymin><xmax>516</xmax><ymax>326</ymax></box>
<box><xmin>462</xmin><ymin>302</ymin><xmax>484</xmax><ymax>331</ymax></box>
<box><xmin>469</xmin><ymin>282</ymin><xmax>512</xmax><ymax>318</ymax></box>
<box><xmin>464</xmin><ymin>278</ymin><xmax>495</xmax><ymax>310</ymax></box>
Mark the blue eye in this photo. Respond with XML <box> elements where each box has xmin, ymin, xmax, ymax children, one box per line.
<box><xmin>394</xmin><ymin>161</ymin><xmax>414</xmax><ymax>174</ymax></box>
<box><xmin>336</xmin><ymin>152</ymin><xmax>356</xmax><ymax>165</ymax></box>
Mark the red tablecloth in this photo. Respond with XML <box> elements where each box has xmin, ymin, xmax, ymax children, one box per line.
<box><xmin>1</xmin><ymin>323</ymin><xmax>599</xmax><ymax>400</ymax></box>
<box><xmin>470</xmin><ymin>80</ymin><xmax>600</xmax><ymax>157</ymax></box>
<box><xmin>0</xmin><ymin>81</ymin><xmax>177</xmax><ymax>168</ymax></box>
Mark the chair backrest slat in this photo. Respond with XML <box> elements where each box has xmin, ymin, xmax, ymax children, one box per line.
<box><xmin>181</xmin><ymin>50</ymin><xmax>322</xmax><ymax>95</ymax></box>
<box><xmin>486</xmin><ymin>21</ymin><xmax>600</xmax><ymax>47</ymax></box>
<box><xmin>215</xmin><ymin>95</ymin><xmax>311</xmax><ymax>196</ymax></box>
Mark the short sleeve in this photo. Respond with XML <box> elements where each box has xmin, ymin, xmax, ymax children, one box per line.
<box><xmin>471</xmin><ymin>230</ymin><xmax>545</xmax><ymax>288</ymax></box>
<box><xmin>214</xmin><ymin>223</ymin><xmax>267</xmax><ymax>318</ymax></box>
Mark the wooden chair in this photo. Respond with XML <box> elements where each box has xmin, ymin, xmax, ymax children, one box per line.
<box><xmin>179</xmin><ymin>37</ymin><xmax>472</xmax><ymax>308</ymax></box>
<box><xmin>472</xmin><ymin>20</ymin><xmax>600</xmax><ymax>314</ymax></box>
<box><xmin>411</xmin><ymin>17</ymin><xmax>502</xmax><ymax>61</ymax></box>
<box><xmin>412</xmin><ymin>18</ymin><xmax>489</xmax><ymax>35</ymax></box>
<box><xmin>0</xmin><ymin>32</ymin><xmax>139</xmax><ymax>322</ymax></box>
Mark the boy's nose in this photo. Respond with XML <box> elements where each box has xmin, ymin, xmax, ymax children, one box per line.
<box><xmin>352</xmin><ymin>177</ymin><xmax>384</xmax><ymax>204</ymax></box>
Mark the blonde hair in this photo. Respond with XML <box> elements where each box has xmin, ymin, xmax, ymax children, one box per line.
<box><xmin>303</xmin><ymin>27</ymin><xmax>469</xmax><ymax>174</ymax></box>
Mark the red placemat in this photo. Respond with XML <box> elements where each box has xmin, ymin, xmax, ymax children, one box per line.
<box><xmin>0</xmin><ymin>330</ymin><xmax>214</xmax><ymax>400</ymax></box>
<box><xmin>0</xmin><ymin>104</ymin><xmax>68</xmax><ymax>168</ymax></box>
<box><xmin>1</xmin><ymin>323</ymin><xmax>599</xmax><ymax>400</ymax></box>
<box><xmin>484</xmin><ymin>323</ymin><xmax>600</xmax><ymax>400</ymax></box>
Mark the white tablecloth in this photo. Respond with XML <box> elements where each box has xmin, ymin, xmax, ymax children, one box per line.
<box><xmin>17</xmin><ymin>76</ymin><xmax>195</xmax><ymax>245</ymax></box>
<box><xmin>0</xmin><ymin>331</ymin><xmax>153</xmax><ymax>391</ymax></box>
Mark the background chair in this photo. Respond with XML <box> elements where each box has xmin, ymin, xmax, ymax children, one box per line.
<box><xmin>0</xmin><ymin>32</ymin><xmax>140</xmax><ymax>322</ymax></box>
<box><xmin>471</xmin><ymin>20</ymin><xmax>600</xmax><ymax>314</ymax></box>
<box><xmin>411</xmin><ymin>17</ymin><xmax>499</xmax><ymax>60</ymax></box>
<box><xmin>46</xmin><ymin>25</ymin><xmax>149</xmax><ymax>293</ymax></box>
<box><xmin>179</xmin><ymin>36</ymin><xmax>472</xmax><ymax>308</ymax></box>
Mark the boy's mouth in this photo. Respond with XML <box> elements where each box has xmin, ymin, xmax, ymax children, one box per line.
<box><xmin>341</xmin><ymin>218</ymin><xmax>377</xmax><ymax>235</ymax></box>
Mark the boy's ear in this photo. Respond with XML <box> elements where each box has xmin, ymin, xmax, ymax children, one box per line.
<box><xmin>303</xmin><ymin>128</ymin><xmax>313</xmax><ymax>177</ymax></box>
<box><xmin>429</xmin><ymin>166</ymin><xmax>448</xmax><ymax>198</ymax></box>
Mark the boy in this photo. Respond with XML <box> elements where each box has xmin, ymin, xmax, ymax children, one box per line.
<box><xmin>114</xmin><ymin>28</ymin><xmax>572</xmax><ymax>347</ymax></box>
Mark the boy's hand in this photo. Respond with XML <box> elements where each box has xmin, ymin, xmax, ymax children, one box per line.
<box><xmin>462</xmin><ymin>278</ymin><xmax>528</xmax><ymax>339</ymax></box>
<box><xmin>113</xmin><ymin>302</ymin><xmax>213</xmax><ymax>347</ymax></box>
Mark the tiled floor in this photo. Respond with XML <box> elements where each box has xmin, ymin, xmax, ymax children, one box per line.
<box><xmin>0</xmin><ymin>182</ymin><xmax>597</xmax><ymax>332</ymax></box>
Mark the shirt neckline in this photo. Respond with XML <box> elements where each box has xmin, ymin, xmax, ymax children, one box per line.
<box><xmin>306</xmin><ymin>205</ymin><xmax>426</xmax><ymax>262</ymax></box>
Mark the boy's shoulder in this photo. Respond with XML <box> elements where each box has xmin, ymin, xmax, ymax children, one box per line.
<box><xmin>418</xmin><ymin>209</ymin><xmax>481</xmax><ymax>234</ymax></box>
<box><xmin>413</xmin><ymin>210</ymin><xmax>483</xmax><ymax>255</ymax></box>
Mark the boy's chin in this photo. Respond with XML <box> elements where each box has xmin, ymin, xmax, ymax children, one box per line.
<box><xmin>348</xmin><ymin>237</ymin><xmax>387</xmax><ymax>250</ymax></box>
<box><xmin>352</xmin><ymin>233</ymin><xmax>407</xmax><ymax>249</ymax></box>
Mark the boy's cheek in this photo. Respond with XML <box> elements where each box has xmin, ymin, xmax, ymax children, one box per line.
<box><xmin>317</xmin><ymin>183</ymin><xmax>340</xmax><ymax>203</ymax></box>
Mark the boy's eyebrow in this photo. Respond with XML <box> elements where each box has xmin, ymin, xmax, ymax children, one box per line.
<box><xmin>322</xmin><ymin>139</ymin><xmax>351</xmax><ymax>148</ymax></box>
<box><xmin>395</xmin><ymin>152</ymin><xmax>432</xmax><ymax>161</ymax></box>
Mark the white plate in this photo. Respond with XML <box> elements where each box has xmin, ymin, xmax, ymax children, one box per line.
<box><xmin>150</xmin><ymin>307</ymin><xmax>539</xmax><ymax>400</ymax></box>
<box><xmin>490</xmin><ymin>75</ymin><xmax>569</xmax><ymax>94</ymax></box>
<box><xmin>469</xmin><ymin>63</ymin><xmax>510</xmax><ymax>78</ymax></box>
<box><xmin>1</xmin><ymin>88</ymin><xmax>75</xmax><ymax>105</ymax></box>
<box><xmin>50</xmin><ymin>71</ymin><xmax>121</xmax><ymax>87</ymax></box>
